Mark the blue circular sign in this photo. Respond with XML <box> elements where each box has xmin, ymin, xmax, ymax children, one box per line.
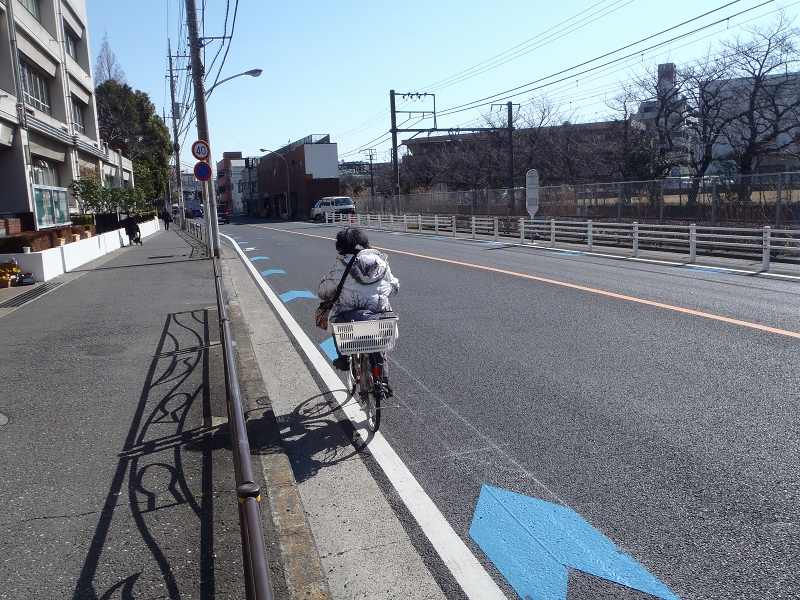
<box><xmin>194</xmin><ymin>161</ymin><xmax>212</xmax><ymax>182</ymax></box>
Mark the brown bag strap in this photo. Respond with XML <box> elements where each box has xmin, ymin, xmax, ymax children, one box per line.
<box><xmin>331</xmin><ymin>250</ymin><xmax>360</xmax><ymax>304</ymax></box>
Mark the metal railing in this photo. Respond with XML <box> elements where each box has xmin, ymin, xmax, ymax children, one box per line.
<box><xmin>352</xmin><ymin>171</ymin><xmax>800</xmax><ymax>228</ymax></box>
<box><xmin>213</xmin><ymin>258</ymin><xmax>274</xmax><ymax>600</ymax></box>
<box><xmin>326</xmin><ymin>212</ymin><xmax>800</xmax><ymax>273</ymax></box>
<box><xmin>182</xmin><ymin>219</ymin><xmax>205</xmax><ymax>243</ymax></box>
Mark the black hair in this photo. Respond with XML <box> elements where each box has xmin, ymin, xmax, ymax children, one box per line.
<box><xmin>335</xmin><ymin>227</ymin><xmax>370</xmax><ymax>254</ymax></box>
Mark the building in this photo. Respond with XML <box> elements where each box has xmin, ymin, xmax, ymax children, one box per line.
<box><xmin>240</xmin><ymin>155</ymin><xmax>261</xmax><ymax>217</ymax></box>
<box><xmin>180</xmin><ymin>171</ymin><xmax>202</xmax><ymax>213</ymax></box>
<box><xmin>0</xmin><ymin>0</ymin><xmax>134</xmax><ymax>230</ymax></box>
<box><xmin>216</xmin><ymin>151</ymin><xmax>245</xmax><ymax>214</ymax></box>
<box><xmin>255</xmin><ymin>134</ymin><xmax>339</xmax><ymax>219</ymax></box>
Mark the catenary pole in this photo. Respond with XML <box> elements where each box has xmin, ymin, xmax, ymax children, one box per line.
<box><xmin>508</xmin><ymin>101</ymin><xmax>514</xmax><ymax>211</ymax></box>
<box><xmin>185</xmin><ymin>0</ymin><xmax>221</xmax><ymax>258</ymax></box>
<box><xmin>390</xmin><ymin>90</ymin><xmax>399</xmax><ymax>199</ymax></box>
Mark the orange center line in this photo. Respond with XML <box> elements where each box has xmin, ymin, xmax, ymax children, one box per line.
<box><xmin>249</xmin><ymin>224</ymin><xmax>800</xmax><ymax>340</ymax></box>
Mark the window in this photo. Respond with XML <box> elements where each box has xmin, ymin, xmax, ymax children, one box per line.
<box><xmin>63</xmin><ymin>25</ymin><xmax>79</xmax><ymax>60</ymax></box>
<box><xmin>19</xmin><ymin>0</ymin><xmax>40</xmax><ymax>20</ymax></box>
<box><xmin>33</xmin><ymin>158</ymin><xmax>60</xmax><ymax>187</ymax></box>
<box><xmin>71</xmin><ymin>98</ymin><xmax>85</xmax><ymax>134</ymax></box>
<box><xmin>19</xmin><ymin>60</ymin><xmax>51</xmax><ymax>114</ymax></box>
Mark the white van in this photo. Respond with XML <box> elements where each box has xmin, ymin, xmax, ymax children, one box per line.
<box><xmin>311</xmin><ymin>196</ymin><xmax>355</xmax><ymax>221</ymax></box>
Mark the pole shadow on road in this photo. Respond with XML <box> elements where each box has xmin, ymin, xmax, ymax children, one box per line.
<box><xmin>72</xmin><ymin>309</ymin><xmax>230</xmax><ymax>600</ymax></box>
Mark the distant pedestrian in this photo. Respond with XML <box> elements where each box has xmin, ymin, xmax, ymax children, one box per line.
<box><xmin>122</xmin><ymin>212</ymin><xmax>141</xmax><ymax>246</ymax></box>
<box><xmin>162</xmin><ymin>209</ymin><xmax>172</xmax><ymax>230</ymax></box>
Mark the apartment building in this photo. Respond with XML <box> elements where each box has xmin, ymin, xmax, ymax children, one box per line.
<box><xmin>255</xmin><ymin>134</ymin><xmax>339</xmax><ymax>219</ymax></box>
<box><xmin>0</xmin><ymin>0</ymin><xmax>133</xmax><ymax>230</ymax></box>
<box><xmin>216</xmin><ymin>151</ymin><xmax>245</xmax><ymax>214</ymax></box>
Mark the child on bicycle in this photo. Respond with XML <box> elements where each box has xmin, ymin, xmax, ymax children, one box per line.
<box><xmin>317</xmin><ymin>228</ymin><xmax>399</xmax><ymax>389</ymax></box>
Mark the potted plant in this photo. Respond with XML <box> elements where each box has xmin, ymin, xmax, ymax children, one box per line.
<box><xmin>56</xmin><ymin>237</ymin><xmax>65</xmax><ymax>246</ymax></box>
<box><xmin>0</xmin><ymin>259</ymin><xmax>20</xmax><ymax>288</ymax></box>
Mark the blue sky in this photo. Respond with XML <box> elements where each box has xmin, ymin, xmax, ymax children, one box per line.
<box><xmin>84</xmin><ymin>0</ymin><xmax>798</xmax><ymax>170</ymax></box>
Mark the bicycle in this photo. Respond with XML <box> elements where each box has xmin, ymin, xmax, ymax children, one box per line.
<box><xmin>331</xmin><ymin>314</ymin><xmax>399</xmax><ymax>432</ymax></box>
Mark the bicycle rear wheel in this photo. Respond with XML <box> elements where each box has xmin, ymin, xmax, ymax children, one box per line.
<box><xmin>347</xmin><ymin>354</ymin><xmax>358</xmax><ymax>394</ymax></box>
<box><xmin>358</xmin><ymin>354</ymin><xmax>381</xmax><ymax>432</ymax></box>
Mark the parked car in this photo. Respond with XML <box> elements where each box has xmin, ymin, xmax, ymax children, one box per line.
<box><xmin>311</xmin><ymin>196</ymin><xmax>355</xmax><ymax>221</ymax></box>
<box><xmin>217</xmin><ymin>203</ymin><xmax>230</xmax><ymax>224</ymax></box>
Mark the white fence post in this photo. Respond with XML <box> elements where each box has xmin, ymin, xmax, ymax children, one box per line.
<box><xmin>689</xmin><ymin>224</ymin><xmax>696</xmax><ymax>263</ymax></box>
<box><xmin>404</xmin><ymin>214</ymin><xmax>408</xmax><ymax>233</ymax></box>
<box><xmin>587</xmin><ymin>220</ymin><xmax>593</xmax><ymax>252</ymax></box>
<box><xmin>633</xmin><ymin>222</ymin><xmax>639</xmax><ymax>257</ymax></box>
<box><xmin>550</xmin><ymin>219</ymin><xmax>556</xmax><ymax>248</ymax></box>
<box><xmin>435</xmin><ymin>215</ymin><xmax>439</xmax><ymax>235</ymax></box>
<box><xmin>494</xmin><ymin>217</ymin><xmax>499</xmax><ymax>242</ymax></box>
<box><xmin>417</xmin><ymin>214</ymin><xmax>422</xmax><ymax>233</ymax></box>
<box><xmin>378</xmin><ymin>214</ymin><xmax>382</xmax><ymax>229</ymax></box>
<box><xmin>390</xmin><ymin>215</ymin><xmax>394</xmax><ymax>232</ymax></box>
<box><xmin>452</xmin><ymin>215</ymin><xmax>457</xmax><ymax>237</ymax></box>
<box><xmin>367</xmin><ymin>214</ymin><xmax>371</xmax><ymax>228</ymax></box>
<box><xmin>762</xmin><ymin>226</ymin><xmax>771</xmax><ymax>272</ymax></box>
<box><xmin>471</xmin><ymin>216</ymin><xmax>476</xmax><ymax>239</ymax></box>
<box><xmin>519</xmin><ymin>218</ymin><xmax>525</xmax><ymax>245</ymax></box>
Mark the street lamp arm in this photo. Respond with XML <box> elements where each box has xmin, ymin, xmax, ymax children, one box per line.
<box><xmin>205</xmin><ymin>68</ymin><xmax>262</xmax><ymax>99</ymax></box>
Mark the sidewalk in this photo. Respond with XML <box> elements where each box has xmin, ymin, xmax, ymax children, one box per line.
<box><xmin>0</xmin><ymin>228</ymin><xmax>327</xmax><ymax>599</ymax></box>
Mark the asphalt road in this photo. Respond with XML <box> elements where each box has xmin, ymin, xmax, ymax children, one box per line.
<box><xmin>222</xmin><ymin>219</ymin><xmax>800</xmax><ymax>600</ymax></box>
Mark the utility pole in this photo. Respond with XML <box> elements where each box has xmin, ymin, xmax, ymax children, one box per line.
<box><xmin>167</xmin><ymin>40</ymin><xmax>185</xmax><ymax>226</ymax></box>
<box><xmin>390</xmin><ymin>90</ymin><xmax>399</xmax><ymax>198</ymax></box>
<box><xmin>508</xmin><ymin>101</ymin><xmax>514</xmax><ymax>211</ymax></box>
<box><xmin>185</xmin><ymin>0</ymin><xmax>221</xmax><ymax>258</ymax></box>
<box><xmin>363</xmin><ymin>148</ymin><xmax>376</xmax><ymax>198</ymax></box>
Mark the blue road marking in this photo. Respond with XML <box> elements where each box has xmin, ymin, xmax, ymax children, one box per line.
<box><xmin>470</xmin><ymin>485</ymin><xmax>679</xmax><ymax>600</ymax></box>
<box><xmin>483</xmin><ymin>241</ymin><xmax>503</xmax><ymax>246</ymax></box>
<box><xmin>237</xmin><ymin>241</ymin><xmax>249</xmax><ymax>245</ymax></box>
<box><xmin>279</xmin><ymin>290</ymin><xmax>316</xmax><ymax>303</ymax></box>
<box><xmin>320</xmin><ymin>337</ymin><xmax>338</xmax><ymax>361</ymax></box>
<box><xmin>685</xmin><ymin>266</ymin><xmax>731</xmax><ymax>274</ymax></box>
<box><xmin>249</xmin><ymin>256</ymin><xmax>270</xmax><ymax>261</ymax></box>
<box><xmin>261</xmin><ymin>269</ymin><xmax>286</xmax><ymax>276</ymax></box>
<box><xmin>229</xmin><ymin>236</ymin><xmax>241</xmax><ymax>239</ymax></box>
<box><xmin>431</xmin><ymin>236</ymin><xmax>445</xmax><ymax>240</ymax></box>
<box><xmin>561</xmin><ymin>250</ymin><xmax>585</xmax><ymax>256</ymax></box>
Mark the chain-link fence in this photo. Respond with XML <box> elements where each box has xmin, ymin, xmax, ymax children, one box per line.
<box><xmin>353</xmin><ymin>172</ymin><xmax>800</xmax><ymax>228</ymax></box>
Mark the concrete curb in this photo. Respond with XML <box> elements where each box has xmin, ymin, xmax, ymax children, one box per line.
<box><xmin>225</xmin><ymin>287</ymin><xmax>332</xmax><ymax>600</ymax></box>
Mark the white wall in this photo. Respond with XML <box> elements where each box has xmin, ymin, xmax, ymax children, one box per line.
<box><xmin>305</xmin><ymin>144</ymin><xmax>339</xmax><ymax>179</ymax></box>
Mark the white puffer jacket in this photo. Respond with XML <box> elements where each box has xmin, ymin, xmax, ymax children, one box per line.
<box><xmin>317</xmin><ymin>249</ymin><xmax>399</xmax><ymax>322</ymax></box>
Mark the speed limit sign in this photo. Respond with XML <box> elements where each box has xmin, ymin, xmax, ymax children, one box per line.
<box><xmin>191</xmin><ymin>140</ymin><xmax>210</xmax><ymax>161</ymax></box>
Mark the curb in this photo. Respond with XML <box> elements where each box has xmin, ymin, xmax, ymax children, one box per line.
<box><xmin>226</xmin><ymin>293</ymin><xmax>332</xmax><ymax>600</ymax></box>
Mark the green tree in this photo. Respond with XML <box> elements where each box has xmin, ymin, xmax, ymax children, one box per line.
<box><xmin>95</xmin><ymin>80</ymin><xmax>171</xmax><ymax>202</ymax></box>
<box><xmin>68</xmin><ymin>176</ymin><xmax>103</xmax><ymax>213</ymax></box>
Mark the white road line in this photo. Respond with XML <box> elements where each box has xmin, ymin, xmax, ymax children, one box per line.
<box><xmin>224</xmin><ymin>234</ymin><xmax>508</xmax><ymax>600</ymax></box>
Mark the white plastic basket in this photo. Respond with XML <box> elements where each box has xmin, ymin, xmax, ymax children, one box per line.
<box><xmin>331</xmin><ymin>318</ymin><xmax>399</xmax><ymax>354</ymax></box>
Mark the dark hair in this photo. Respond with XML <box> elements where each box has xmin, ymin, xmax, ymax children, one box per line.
<box><xmin>335</xmin><ymin>227</ymin><xmax>370</xmax><ymax>254</ymax></box>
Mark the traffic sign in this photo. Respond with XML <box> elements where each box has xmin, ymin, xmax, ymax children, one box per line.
<box><xmin>526</xmin><ymin>169</ymin><xmax>540</xmax><ymax>218</ymax></box>
<box><xmin>194</xmin><ymin>161</ymin><xmax>212</xmax><ymax>182</ymax></box>
<box><xmin>191</xmin><ymin>140</ymin><xmax>210</xmax><ymax>161</ymax></box>
<box><xmin>470</xmin><ymin>485</ymin><xmax>679</xmax><ymax>600</ymax></box>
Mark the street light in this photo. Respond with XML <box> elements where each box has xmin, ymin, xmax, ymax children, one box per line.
<box><xmin>260</xmin><ymin>149</ymin><xmax>290</xmax><ymax>220</ymax></box>
<box><xmin>205</xmin><ymin>69</ymin><xmax>263</xmax><ymax>99</ymax></box>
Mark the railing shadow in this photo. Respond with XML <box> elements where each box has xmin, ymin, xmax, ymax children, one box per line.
<box><xmin>72</xmin><ymin>309</ymin><xmax>227</xmax><ymax>600</ymax></box>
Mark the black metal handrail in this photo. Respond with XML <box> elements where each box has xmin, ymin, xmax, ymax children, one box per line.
<box><xmin>213</xmin><ymin>258</ymin><xmax>274</xmax><ymax>600</ymax></box>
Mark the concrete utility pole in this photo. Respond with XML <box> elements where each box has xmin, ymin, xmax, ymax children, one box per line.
<box><xmin>508</xmin><ymin>101</ymin><xmax>514</xmax><ymax>210</ymax></box>
<box><xmin>185</xmin><ymin>0</ymin><xmax>221</xmax><ymax>258</ymax></box>
<box><xmin>390</xmin><ymin>90</ymin><xmax>399</xmax><ymax>198</ymax></box>
<box><xmin>363</xmin><ymin>148</ymin><xmax>376</xmax><ymax>198</ymax></box>
<box><xmin>167</xmin><ymin>40</ymin><xmax>185</xmax><ymax>226</ymax></box>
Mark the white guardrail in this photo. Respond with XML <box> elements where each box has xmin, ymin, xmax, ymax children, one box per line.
<box><xmin>325</xmin><ymin>213</ymin><xmax>800</xmax><ymax>273</ymax></box>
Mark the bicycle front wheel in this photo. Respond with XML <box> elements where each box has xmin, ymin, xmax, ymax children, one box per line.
<box><xmin>359</xmin><ymin>354</ymin><xmax>381</xmax><ymax>432</ymax></box>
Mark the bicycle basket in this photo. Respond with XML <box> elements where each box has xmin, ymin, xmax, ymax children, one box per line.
<box><xmin>331</xmin><ymin>318</ymin><xmax>399</xmax><ymax>354</ymax></box>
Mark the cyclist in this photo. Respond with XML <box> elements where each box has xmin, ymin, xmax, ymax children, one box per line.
<box><xmin>317</xmin><ymin>228</ymin><xmax>399</xmax><ymax>389</ymax></box>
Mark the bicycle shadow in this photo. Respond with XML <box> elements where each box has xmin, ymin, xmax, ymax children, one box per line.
<box><xmin>247</xmin><ymin>392</ymin><xmax>370</xmax><ymax>484</ymax></box>
<box><xmin>72</xmin><ymin>309</ymin><xmax>231</xmax><ymax>600</ymax></box>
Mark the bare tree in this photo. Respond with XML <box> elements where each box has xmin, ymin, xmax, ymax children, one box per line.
<box><xmin>94</xmin><ymin>32</ymin><xmax>126</xmax><ymax>86</ymax></box>
<box><xmin>718</xmin><ymin>13</ymin><xmax>800</xmax><ymax>175</ymax></box>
